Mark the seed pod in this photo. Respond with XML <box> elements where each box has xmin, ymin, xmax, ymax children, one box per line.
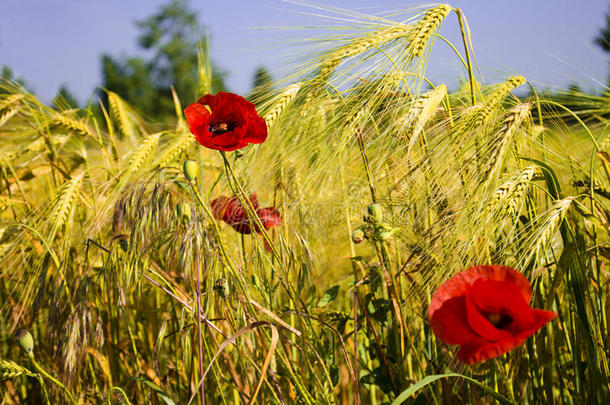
<box><xmin>366</xmin><ymin>203</ymin><xmax>383</xmax><ymax>224</ymax></box>
<box><xmin>183</xmin><ymin>159</ymin><xmax>199</xmax><ymax>183</ymax></box>
<box><xmin>213</xmin><ymin>278</ymin><xmax>230</xmax><ymax>298</ymax></box>
<box><xmin>14</xmin><ymin>330</ymin><xmax>34</xmax><ymax>356</ymax></box>
<box><xmin>351</xmin><ymin>228</ymin><xmax>365</xmax><ymax>244</ymax></box>
<box><xmin>374</xmin><ymin>223</ymin><xmax>395</xmax><ymax>241</ymax></box>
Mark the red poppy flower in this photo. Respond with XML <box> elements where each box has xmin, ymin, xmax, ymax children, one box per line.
<box><xmin>184</xmin><ymin>92</ymin><xmax>267</xmax><ymax>151</ymax></box>
<box><xmin>210</xmin><ymin>194</ymin><xmax>282</xmax><ymax>235</ymax></box>
<box><xmin>428</xmin><ymin>265</ymin><xmax>556</xmax><ymax>364</ymax></box>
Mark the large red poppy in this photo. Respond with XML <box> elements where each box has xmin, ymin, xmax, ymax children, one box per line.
<box><xmin>210</xmin><ymin>194</ymin><xmax>281</xmax><ymax>235</ymax></box>
<box><xmin>428</xmin><ymin>265</ymin><xmax>556</xmax><ymax>364</ymax></box>
<box><xmin>184</xmin><ymin>92</ymin><xmax>267</xmax><ymax>151</ymax></box>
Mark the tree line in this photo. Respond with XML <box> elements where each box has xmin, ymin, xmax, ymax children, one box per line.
<box><xmin>2</xmin><ymin>0</ymin><xmax>609</xmax><ymax>115</ymax></box>
<box><xmin>1</xmin><ymin>0</ymin><xmax>273</xmax><ymax>118</ymax></box>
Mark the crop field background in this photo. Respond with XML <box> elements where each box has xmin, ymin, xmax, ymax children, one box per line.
<box><xmin>1</xmin><ymin>2</ymin><xmax>609</xmax><ymax>404</ymax></box>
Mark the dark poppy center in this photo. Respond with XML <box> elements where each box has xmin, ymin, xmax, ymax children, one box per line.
<box><xmin>487</xmin><ymin>312</ymin><xmax>513</xmax><ymax>329</ymax></box>
<box><xmin>209</xmin><ymin>122</ymin><xmax>232</xmax><ymax>136</ymax></box>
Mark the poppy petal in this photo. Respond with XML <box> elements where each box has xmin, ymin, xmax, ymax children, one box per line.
<box><xmin>516</xmin><ymin>309</ymin><xmax>557</xmax><ymax>338</ymax></box>
<box><xmin>212</xmin><ymin>193</ymin><xmax>281</xmax><ymax>236</ymax></box>
<box><xmin>210</xmin><ymin>196</ymin><xmax>232</xmax><ymax>220</ymax></box>
<box><xmin>465</xmin><ymin>290</ymin><xmax>512</xmax><ymax>342</ymax></box>
<box><xmin>429</xmin><ymin>296</ymin><xmax>480</xmax><ymax>345</ymax></box>
<box><xmin>457</xmin><ymin>336</ymin><xmax>524</xmax><ymax>364</ymax></box>
<box><xmin>473</xmin><ymin>265</ymin><xmax>533</xmax><ymax>303</ymax></box>
<box><xmin>428</xmin><ymin>265</ymin><xmax>532</xmax><ymax>319</ymax></box>
<box><xmin>457</xmin><ymin>309</ymin><xmax>553</xmax><ymax>365</ymax></box>
<box><xmin>243</xmin><ymin>114</ymin><xmax>268</xmax><ymax>144</ymax></box>
<box><xmin>210</xmin><ymin>128</ymin><xmax>245</xmax><ymax>150</ymax></box>
<box><xmin>257</xmin><ymin>207</ymin><xmax>282</xmax><ymax>229</ymax></box>
<box><xmin>248</xmin><ymin>194</ymin><xmax>260</xmax><ymax>210</ymax></box>
<box><xmin>224</xmin><ymin>196</ymin><xmax>246</xmax><ymax>222</ymax></box>
<box><xmin>185</xmin><ymin>103</ymin><xmax>211</xmax><ymax>131</ymax></box>
<box><xmin>187</xmin><ymin>92</ymin><xmax>267</xmax><ymax>151</ymax></box>
<box><xmin>468</xmin><ymin>279</ymin><xmax>536</xmax><ymax>334</ymax></box>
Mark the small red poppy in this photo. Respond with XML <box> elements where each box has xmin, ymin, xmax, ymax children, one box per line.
<box><xmin>428</xmin><ymin>265</ymin><xmax>556</xmax><ymax>364</ymax></box>
<box><xmin>184</xmin><ymin>92</ymin><xmax>267</xmax><ymax>151</ymax></box>
<box><xmin>210</xmin><ymin>194</ymin><xmax>282</xmax><ymax>235</ymax></box>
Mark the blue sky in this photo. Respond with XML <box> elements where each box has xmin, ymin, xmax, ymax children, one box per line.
<box><xmin>1</xmin><ymin>0</ymin><xmax>608</xmax><ymax>104</ymax></box>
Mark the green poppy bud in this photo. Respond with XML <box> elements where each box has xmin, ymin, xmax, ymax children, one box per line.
<box><xmin>213</xmin><ymin>278</ymin><xmax>230</xmax><ymax>298</ymax></box>
<box><xmin>351</xmin><ymin>228</ymin><xmax>365</xmax><ymax>244</ymax></box>
<box><xmin>374</xmin><ymin>223</ymin><xmax>396</xmax><ymax>241</ymax></box>
<box><xmin>366</xmin><ymin>203</ymin><xmax>383</xmax><ymax>224</ymax></box>
<box><xmin>15</xmin><ymin>329</ymin><xmax>34</xmax><ymax>356</ymax></box>
<box><xmin>183</xmin><ymin>160</ymin><xmax>199</xmax><ymax>183</ymax></box>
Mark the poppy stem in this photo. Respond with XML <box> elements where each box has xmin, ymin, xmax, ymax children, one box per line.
<box><xmin>29</xmin><ymin>354</ymin><xmax>76</xmax><ymax>404</ymax></box>
<box><xmin>355</xmin><ymin>292</ymin><xmax>399</xmax><ymax>395</ymax></box>
<box><xmin>186</xmin><ymin>177</ymin><xmax>253</xmax><ymax>310</ymax></box>
<box><xmin>219</xmin><ymin>151</ymin><xmax>316</xmax><ymax>336</ymax></box>
<box><xmin>353</xmin><ymin>291</ymin><xmax>361</xmax><ymax>405</ymax></box>
<box><xmin>355</xmin><ymin>130</ymin><xmax>377</xmax><ymax>203</ymax></box>
<box><xmin>355</xmin><ymin>129</ymin><xmax>405</xmax><ymax>356</ymax></box>
<box><xmin>195</xmin><ymin>244</ymin><xmax>206</xmax><ymax>405</ymax></box>
<box><xmin>455</xmin><ymin>8</ymin><xmax>476</xmax><ymax>106</ymax></box>
<box><xmin>219</xmin><ymin>151</ymin><xmax>282</xmax><ymax>262</ymax></box>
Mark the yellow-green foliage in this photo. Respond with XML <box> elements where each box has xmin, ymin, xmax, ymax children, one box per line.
<box><xmin>0</xmin><ymin>3</ymin><xmax>608</xmax><ymax>404</ymax></box>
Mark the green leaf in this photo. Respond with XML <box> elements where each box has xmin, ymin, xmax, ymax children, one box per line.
<box><xmin>519</xmin><ymin>157</ymin><xmax>561</xmax><ymax>199</ymax></box>
<box><xmin>134</xmin><ymin>377</ymin><xmax>176</xmax><ymax>405</ymax></box>
<box><xmin>391</xmin><ymin>373</ymin><xmax>516</xmax><ymax>405</ymax></box>
<box><xmin>330</xmin><ymin>363</ymin><xmax>339</xmax><ymax>387</ymax></box>
<box><xmin>317</xmin><ymin>285</ymin><xmax>340</xmax><ymax>307</ymax></box>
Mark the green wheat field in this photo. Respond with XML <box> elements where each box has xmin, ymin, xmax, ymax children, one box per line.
<box><xmin>1</xmin><ymin>3</ymin><xmax>610</xmax><ymax>404</ymax></box>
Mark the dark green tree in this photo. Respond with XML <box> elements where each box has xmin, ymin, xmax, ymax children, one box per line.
<box><xmin>595</xmin><ymin>6</ymin><xmax>610</xmax><ymax>94</ymax></box>
<box><xmin>101</xmin><ymin>0</ymin><xmax>226</xmax><ymax>117</ymax></box>
<box><xmin>247</xmin><ymin>66</ymin><xmax>274</xmax><ymax>103</ymax></box>
<box><xmin>595</xmin><ymin>6</ymin><xmax>610</xmax><ymax>53</ymax></box>
<box><xmin>0</xmin><ymin>66</ymin><xmax>30</xmax><ymax>94</ymax></box>
<box><xmin>52</xmin><ymin>84</ymin><xmax>80</xmax><ymax>110</ymax></box>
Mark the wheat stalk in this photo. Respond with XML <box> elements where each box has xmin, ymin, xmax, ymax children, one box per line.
<box><xmin>317</xmin><ymin>3</ymin><xmax>451</xmax><ymax>80</ymax></box>
<box><xmin>0</xmin><ymin>358</ymin><xmax>35</xmax><ymax>379</ymax></box>
<box><xmin>407</xmin><ymin>84</ymin><xmax>448</xmax><ymax>155</ymax></box>
<box><xmin>0</xmin><ymin>196</ymin><xmax>9</xmax><ymax>212</ymax></box>
<box><xmin>381</xmin><ymin>71</ymin><xmax>407</xmax><ymax>91</ymax></box>
<box><xmin>488</xmin><ymin>165</ymin><xmax>538</xmax><ymax>216</ymax></box>
<box><xmin>108</xmin><ymin>91</ymin><xmax>136</xmax><ymax>141</ymax></box>
<box><xmin>483</xmin><ymin>103</ymin><xmax>531</xmax><ymax>181</ymax></box>
<box><xmin>0</xmin><ymin>108</ymin><xmax>17</xmax><ymax>127</ymax></box>
<box><xmin>154</xmin><ymin>132</ymin><xmax>196</xmax><ymax>168</ymax></box>
<box><xmin>317</xmin><ymin>24</ymin><xmax>413</xmax><ymax>82</ymax></box>
<box><xmin>599</xmin><ymin>131</ymin><xmax>610</xmax><ymax>152</ymax></box>
<box><xmin>264</xmin><ymin>83</ymin><xmax>302</xmax><ymax>128</ymax></box>
<box><xmin>22</xmin><ymin>135</ymin><xmax>70</xmax><ymax>158</ymax></box>
<box><xmin>48</xmin><ymin>173</ymin><xmax>84</xmax><ymax>241</ymax></box>
<box><xmin>197</xmin><ymin>40</ymin><xmax>212</xmax><ymax>95</ymax></box>
<box><xmin>125</xmin><ymin>132</ymin><xmax>161</xmax><ymax>173</ymax></box>
<box><xmin>474</xmin><ymin>76</ymin><xmax>526</xmax><ymax>127</ymax></box>
<box><xmin>0</xmin><ymin>93</ymin><xmax>25</xmax><ymax>112</ymax></box>
<box><xmin>574</xmin><ymin>177</ymin><xmax>610</xmax><ymax>199</ymax></box>
<box><xmin>449</xmin><ymin>76</ymin><xmax>526</xmax><ymax>146</ymax></box>
<box><xmin>53</xmin><ymin>112</ymin><xmax>96</xmax><ymax>138</ymax></box>
<box><xmin>519</xmin><ymin>197</ymin><xmax>574</xmax><ymax>268</ymax></box>
<box><xmin>407</xmin><ymin>4</ymin><xmax>452</xmax><ymax>57</ymax></box>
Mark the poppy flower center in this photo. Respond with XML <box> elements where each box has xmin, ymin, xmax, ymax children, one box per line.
<box><xmin>487</xmin><ymin>312</ymin><xmax>513</xmax><ymax>330</ymax></box>
<box><xmin>209</xmin><ymin>122</ymin><xmax>231</xmax><ymax>135</ymax></box>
